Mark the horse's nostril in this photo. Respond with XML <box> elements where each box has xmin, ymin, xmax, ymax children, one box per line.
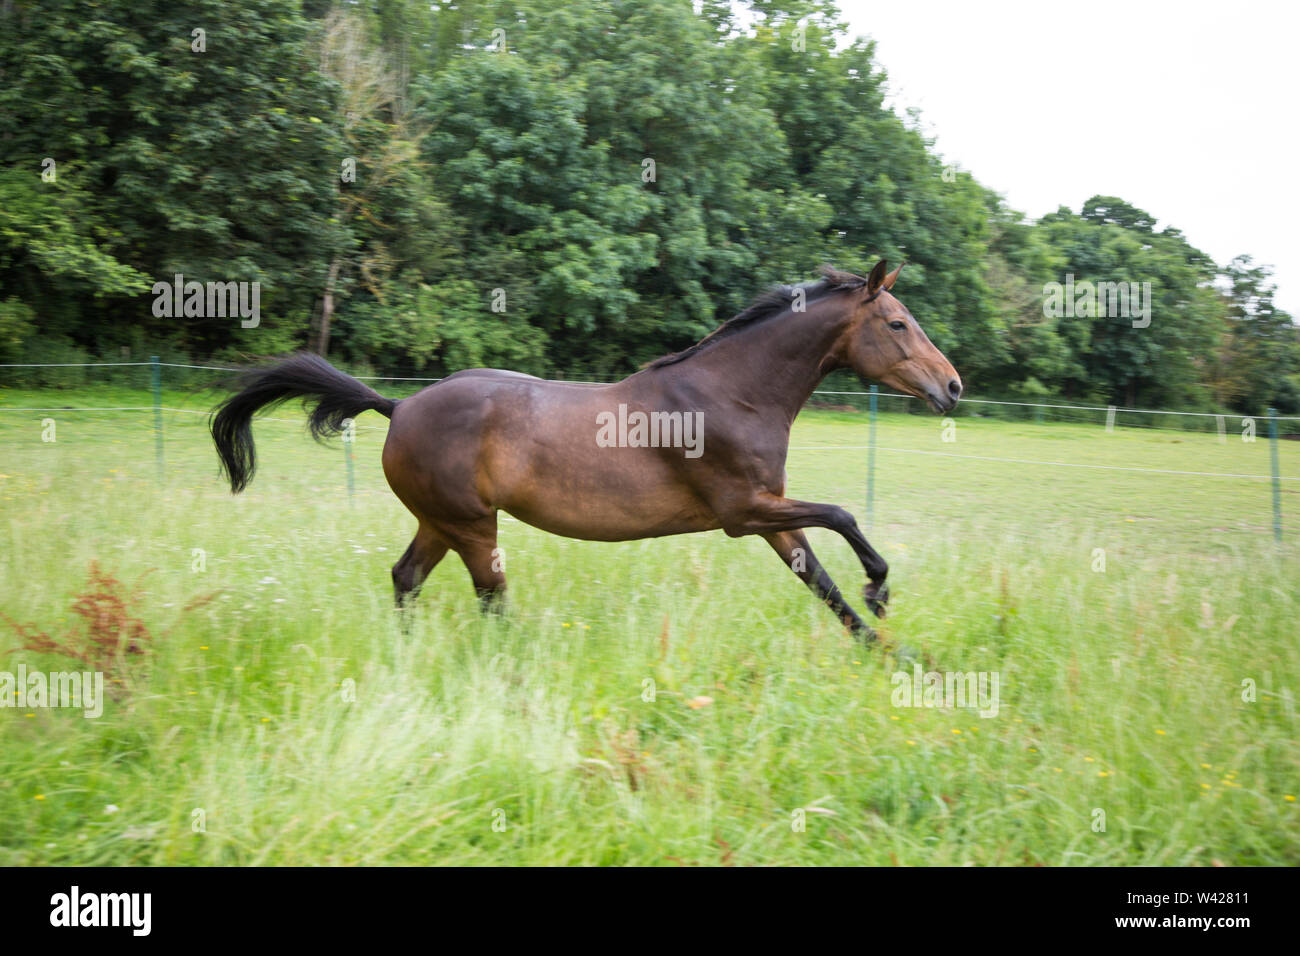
<box><xmin>947</xmin><ymin>379</ymin><xmax>963</xmax><ymax>399</ymax></box>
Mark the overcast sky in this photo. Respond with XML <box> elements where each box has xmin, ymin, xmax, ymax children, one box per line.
<box><xmin>835</xmin><ymin>0</ymin><xmax>1298</xmax><ymax>315</ymax></box>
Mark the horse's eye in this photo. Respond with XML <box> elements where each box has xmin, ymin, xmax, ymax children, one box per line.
<box><xmin>889</xmin><ymin>320</ymin><xmax>906</xmax><ymax>331</ymax></box>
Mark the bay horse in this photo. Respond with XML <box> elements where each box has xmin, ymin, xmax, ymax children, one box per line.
<box><xmin>211</xmin><ymin>260</ymin><xmax>961</xmax><ymax>640</ymax></box>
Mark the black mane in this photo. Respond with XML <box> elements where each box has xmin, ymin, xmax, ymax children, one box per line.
<box><xmin>648</xmin><ymin>266</ymin><xmax>867</xmax><ymax>369</ymax></box>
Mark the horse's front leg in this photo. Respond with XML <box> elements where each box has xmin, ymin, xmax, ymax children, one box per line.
<box><xmin>722</xmin><ymin>493</ymin><xmax>890</xmax><ymax>619</ymax></box>
<box><xmin>764</xmin><ymin>530</ymin><xmax>874</xmax><ymax>640</ymax></box>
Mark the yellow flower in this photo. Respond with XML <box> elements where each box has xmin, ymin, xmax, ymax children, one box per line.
<box><xmin>34</xmin><ymin>794</ymin><xmax>45</xmax><ymax>800</ymax></box>
<box><xmin>1155</xmin><ymin>729</ymin><xmax>1166</xmax><ymax>735</ymax></box>
<box><xmin>1286</xmin><ymin>795</ymin><xmax>1296</xmax><ymax>802</ymax></box>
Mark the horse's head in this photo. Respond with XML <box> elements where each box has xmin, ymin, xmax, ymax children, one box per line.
<box><xmin>837</xmin><ymin>260</ymin><xmax>962</xmax><ymax>413</ymax></box>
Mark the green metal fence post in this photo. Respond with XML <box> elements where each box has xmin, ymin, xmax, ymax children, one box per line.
<box><xmin>1268</xmin><ymin>407</ymin><xmax>1282</xmax><ymax>542</ymax></box>
<box><xmin>151</xmin><ymin>355</ymin><xmax>163</xmax><ymax>482</ymax></box>
<box><xmin>867</xmin><ymin>384</ymin><xmax>878</xmax><ymax>531</ymax></box>
<box><xmin>344</xmin><ymin>418</ymin><xmax>356</xmax><ymax>499</ymax></box>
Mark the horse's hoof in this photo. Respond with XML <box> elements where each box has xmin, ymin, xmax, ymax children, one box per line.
<box><xmin>864</xmin><ymin>582</ymin><xmax>889</xmax><ymax>619</ymax></box>
<box><xmin>889</xmin><ymin>642</ymin><xmax>922</xmax><ymax>668</ymax></box>
<box><xmin>847</xmin><ymin>618</ymin><xmax>878</xmax><ymax>645</ymax></box>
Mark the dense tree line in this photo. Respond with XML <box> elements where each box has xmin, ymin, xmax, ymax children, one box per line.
<box><xmin>1</xmin><ymin>0</ymin><xmax>1296</xmax><ymax>412</ymax></box>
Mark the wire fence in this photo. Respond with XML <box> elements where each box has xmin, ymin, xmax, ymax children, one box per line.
<box><xmin>5</xmin><ymin>358</ymin><xmax>1298</xmax><ymax>422</ymax></box>
<box><xmin>0</xmin><ymin>357</ymin><xmax>1292</xmax><ymax>539</ymax></box>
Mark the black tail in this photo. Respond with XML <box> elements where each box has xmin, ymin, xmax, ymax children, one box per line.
<box><xmin>210</xmin><ymin>353</ymin><xmax>396</xmax><ymax>493</ymax></box>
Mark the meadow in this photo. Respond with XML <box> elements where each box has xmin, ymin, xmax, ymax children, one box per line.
<box><xmin>1</xmin><ymin>380</ymin><xmax>1297</xmax><ymax>865</ymax></box>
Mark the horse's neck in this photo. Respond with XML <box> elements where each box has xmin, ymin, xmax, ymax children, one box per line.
<box><xmin>680</xmin><ymin>300</ymin><xmax>850</xmax><ymax>423</ymax></box>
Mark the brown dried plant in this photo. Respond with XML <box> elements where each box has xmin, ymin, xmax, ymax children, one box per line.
<box><xmin>3</xmin><ymin>562</ymin><xmax>152</xmax><ymax>682</ymax></box>
<box><xmin>3</xmin><ymin>562</ymin><xmax>219</xmax><ymax>687</ymax></box>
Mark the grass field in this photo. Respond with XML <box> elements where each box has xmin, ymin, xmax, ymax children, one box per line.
<box><xmin>1</xmin><ymin>381</ymin><xmax>1297</xmax><ymax>865</ymax></box>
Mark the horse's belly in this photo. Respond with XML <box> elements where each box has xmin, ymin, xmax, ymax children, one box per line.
<box><xmin>503</xmin><ymin>501</ymin><xmax>720</xmax><ymax>542</ymax></box>
<box><xmin>493</xmin><ymin>451</ymin><xmax>719</xmax><ymax>542</ymax></box>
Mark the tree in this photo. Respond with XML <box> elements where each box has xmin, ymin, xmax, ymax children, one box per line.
<box><xmin>1215</xmin><ymin>256</ymin><xmax>1300</xmax><ymax>414</ymax></box>
<box><xmin>0</xmin><ymin>0</ymin><xmax>347</xmax><ymax>357</ymax></box>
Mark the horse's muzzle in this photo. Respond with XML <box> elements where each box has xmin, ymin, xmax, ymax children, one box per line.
<box><xmin>925</xmin><ymin>379</ymin><xmax>962</xmax><ymax>413</ymax></box>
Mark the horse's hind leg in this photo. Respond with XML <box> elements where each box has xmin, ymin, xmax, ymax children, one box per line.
<box><xmin>443</xmin><ymin>514</ymin><xmax>507</xmax><ymax>613</ymax></box>
<box><xmin>391</xmin><ymin>523</ymin><xmax>449</xmax><ymax>608</ymax></box>
<box><xmin>764</xmin><ymin>530</ymin><xmax>874</xmax><ymax>641</ymax></box>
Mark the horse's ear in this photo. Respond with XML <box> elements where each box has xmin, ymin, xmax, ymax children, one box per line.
<box><xmin>884</xmin><ymin>261</ymin><xmax>904</xmax><ymax>291</ymax></box>
<box><xmin>866</xmin><ymin>259</ymin><xmax>889</xmax><ymax>294</ymax></box>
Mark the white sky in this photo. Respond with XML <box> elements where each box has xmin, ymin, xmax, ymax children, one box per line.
<box><xmin>836</xmin><ymin>0</ymin><xmax>1299</xmax><ymax>315</ymax></box>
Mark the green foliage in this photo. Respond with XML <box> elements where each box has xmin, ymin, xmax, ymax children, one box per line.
<box><xmin>0</xmin><ymin>0</ymin><xmax>1292</xmax><ymax>408</ymax></box>
<box><xmin>0</xmin><ymin>0</ymin><xmax>345</xmax><ymax>356</ymax></box>
<box><xmin>1215</xmin><ymin>256</ymin><xmax>1300</xmax><ymax>414</ymax></box>
<box><xmin>0</xmin><ymin>297</ymin><xmax>36</xmax><ymax>361</ymax></box>
<box><xmin>0</xmin><ymin>169</ymin><xmax>152</xmax><ymax>300</ymax></box>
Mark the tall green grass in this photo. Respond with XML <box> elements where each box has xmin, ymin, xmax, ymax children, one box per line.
<box><xmin>0</xmin><ymin>385</ymin><xmax>1296</xmax><ymax>864</ymax></box>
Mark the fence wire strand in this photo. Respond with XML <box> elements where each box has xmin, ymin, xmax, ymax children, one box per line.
<box><xmin>0</xmin><ymin>362</ymin><xmax>1295</xmax><ymax>488</ymax></box>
